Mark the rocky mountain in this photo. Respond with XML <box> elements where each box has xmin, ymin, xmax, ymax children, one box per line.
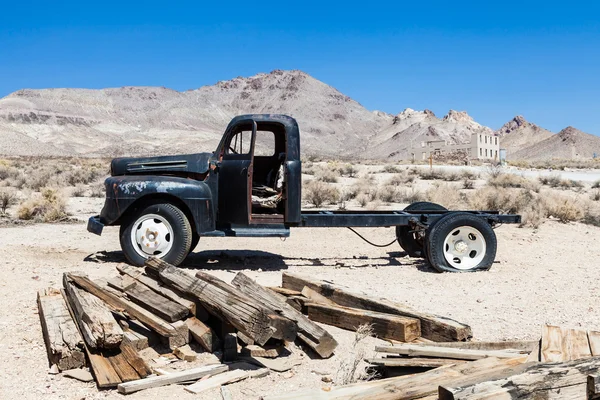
<box><xmin>510</xmin><ymin>126</ymin><xmax>600</xmax><ymax>160</ymax></box>
<box><xmin>495</xmin><ymin>116</ymin><xmax>554</xmax><ymax>159</ymax></box>
<box><xmin>0</xmin><ymin>69</ymin><xmax>597</xmax><ymax>160</ymax></box>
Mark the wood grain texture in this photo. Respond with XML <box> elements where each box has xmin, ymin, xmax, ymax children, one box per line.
<box><xmin>541</xmin><ymin>325</ymin><xmax>592</xmax><ymax>362</ymax></box>
<box><xmin>281</xmin><ymin>272</ymin><xmax>472</xmax><ymax>342</ymax></box>
<box><xmin>306</xmin><ymin>302</ymin><xmax>420</xmax><ymax>342</ymax></box>
<box><xmin>589</xmin><ymin>331</ymin><xmax>600</xmax><ymax>356</ymax></box>
<box><xmin>186</xmin><ymin>317</ymin><xmax>220</xmax><ymax>352</ymax></box>
<box><xmin>366</xmin><ymin>357</ymin><xmax>465</xmax><ymax>368</ymax></box>
<box><xmin>63</xmin><ymin>273</ymin><xmax>123</xmax><ymax>349</ymax></box>
<box><xmin>66</xmin><ymin>273</ymin><xmax>177</xmax><ymax>338</ymax></box>
<box><xmin>375</xmin><ymin>344</ymin><xmax>524</xmax><ymax>360</ymax></box>
<box><xmin>184</xmin><ymin>369</ymin><xmax>249</xmax><ymax>394</ymax></box>
<box><xmin>37</xmin><ymin>288</ymin><xmax>85</xmax><ymax>371</ymax></box>
<box><xmin>440</xmin><ymin>356</ymin><xmax>600</xmax><ymax>400</ymax></box>
<box><xmin>231</xmin><ymin>272</ymin><xmax>338</xmax><ymax>358</ymax></box>
<box><xmin>145</xmin><ymin>257</ymin><xmax>274</xmax><ymax>346</ymax></box>
<box><xmin>124</xmin><ymin>283</ymin><xmax>189</xmax><ymax>322</ymax></box>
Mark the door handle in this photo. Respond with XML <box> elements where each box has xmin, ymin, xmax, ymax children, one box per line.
<box><xmin>241</xmin><ymin>167</ymin><xmax>248</xmax><ymax>175</ymax></box>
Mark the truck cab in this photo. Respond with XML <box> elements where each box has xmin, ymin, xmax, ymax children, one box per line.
<box><xmin>88</xmin><ymin>114</ymin><xmax>302</xmax><ymax>267</ymax></box>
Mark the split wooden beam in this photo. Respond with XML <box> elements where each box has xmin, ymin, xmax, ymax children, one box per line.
<box><xmin>117</xmin><ymin>363</ymin><xmax>228</xmax><ymax>394</ymax></box>
<box><xmin>65</xmin><ymin>273</ymin><xmax>178</xmax><ymax>338</ymax></box>
<box><xmin>439</xmin><ymin>356</ymin><xmax>600</xmax><ymax>399</ymax></box>
<box><xmin>406</xmin><ymin>340</ymin><xmax>539</xmax><ymax>352</ymax></box>
<box><xmin>145</xmin><ymin>257</ymin><xmax>274</xmax><ymax>346</ymax></box>
<box><xmin>195</xmin><ymin>271</ymin><xmax>297</xmax><ymax>342</ymax></box>
<box><xmin>37</xmin><ymin>288</ymin><xmax>85</xmax><ymax>371</ymax></box>
<box><xmin>63</xmin><ymin>273</ymin><xmax>123</xmax><ymax>349</ymax></box>
<box><xmin>282</xmin><ymin>272</ymin><xmax>472</xmax><ymax>342</ymax></box>
<box><xmin>306</xmin><ymin>303</ymin><xmax>420</xmax><ymax>342</ymax></box>
<box><xmin>186</xmin><ymin>317</ymin><xmax>220</xmax><ymax>352</ymax></box>
<box><xmin>366</xmin><ymin>357</ymin><xmax>466</xmax><ymax>368</ymax></box>
<box><xmin>375</xmin><ymin>344</ymin><xmax>525</xmax><ymax>360</ymax></box>
<box><xmin>124</xmin><ymin>283</ymin><xmax>189</xmax><ymax>322</ymax></box>
<box><xmin>231</xmin><ymin>272</ymin><xmax>338</xmax><ymax>358</ymax></box>
<box><xmin>117</xmin><ymin>264</ymin><xmax>197</xmax><ymax>315</ymax></box>
<box><xmin>263</xmin><ymin>356</ymin><xmax>530</xmax><ymax>400</ymax></box>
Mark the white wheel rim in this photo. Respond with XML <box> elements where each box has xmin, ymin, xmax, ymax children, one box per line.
<box><xmin>442</xmin><ymin>226</ymin><xmax>486</xmax><ymax>270</ymax></box>
<box><xmin>130</xmin><ymin>214</ymin><xmax>174</xmax><ymax>259</ymax></box>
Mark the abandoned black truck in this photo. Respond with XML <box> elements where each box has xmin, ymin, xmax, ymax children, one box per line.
<box><xmin>88</xmin><ymin>114</ymin><xmax>520</xmax><ymax>272</ymax></box>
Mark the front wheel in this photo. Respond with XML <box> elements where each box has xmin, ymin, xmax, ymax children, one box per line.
<box><xmin>120</xmin><ymin>203</ymin><xmax>192</xmax><ymax>267</ymax></box>
<box><xmin>425</xmin><ymin>212</ymin><xmax>497</xmax><ymax>273</ymax></box>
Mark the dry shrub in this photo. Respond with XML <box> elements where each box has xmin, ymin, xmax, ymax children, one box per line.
<box><xmin>336</xmin><ymin>324</ymin><xmax>377</xmax><ymax>385</ymax></box>
<box><xmin>418</xmin><ymin>169</ymin><xmax>444</xmax><ymax>180</ymax></box>
<box><xmin>397</xmin><ymin>188</ymin><xmax>425</xmax><ymax>204</ymax></box>
<box><xmin>88</xmin><ymin>184</ymin><xmax>105</xmax><ymax>198</ymax></box>
<box><xmin>583</xmin><ymin>206</ymin><xmax>600</xmax><ymax>227</ymax></box>
<box><xmin>426</xmin><ymin>183</ymin><xmax>464</xmax><ymax>209</ymax></box>
<box><xmin>378</xmin><ymin>185</ymin><xmax>399</xmax><ymax>203</ymax></box>
<box><xmin>0</xmin><ymin>189</ymin><xmax>16</xmax><ymax>214</ymax></box>
<box><xmin>591</xmin><ymin>190</ymin><xmax>600</xmax><ymax>202</ymax></box>
<box><xmin>316</xmin><ymin>167</ymin><xmax>340</xmax><ymax>183</ymax></box>
<box><xmin>382</xmin><ymin>165</ymin><xmax>400</xmax><ymax>173</ymax></box>
<box><xmin>539</xmin><ymin>174</ymin><xmax>584</xmax><ymax>190</ymax></box>
<box><xmin>367</xmin><ymin>200</ymin><xmax>382</xmax><ymax>210</ymax></box>
<box><xmin>469</xmin><ymin>187</ymin><xmax>533</xmax><ymax>214</ymax></box>
<box><xmin>387</xmin><ymin>172</ymin><xmax>414</xmax><ymax>186</ymax></box>
<box><xmin>463</xmin><ymin>178</ymin><xmax>474</xmax><ymax>189</ymax></box>
<box><xmin>543</xmin><ymin>193</ymin><xmax>583</xmax><ymax>223</ymax></box>
<box><xmin>72</xmin><ymin>185</ymin><xmax>86</xmax><ymax>197</ymax></box>
<box><xmin>461</xmin><ymin>170</ymin><xmax>479</xmax><ymax>180</ymax></box>
<box><xmin>17</xmin><ymin>188</ymin><xmax>68</xmax><ymax>222</ymax></box>
<box><xmin>592</xmin><ymin>180</ymin><xmax>600</xmax><ymax>189</ymax></box>
<box><xmin>486</xmin><ymin>163</ymin><xmax>503</xmax><ymax>179</ymax></box>
<box><xmin>340</xmin><ymin>164</ymin><xmax>358</xmax><ymax>177</ymax></box>
<box><xmin>303</xmin><ymin>180</ymin><xmax>339</xmax><ymax>208</ymax></box>
<box><xmin>489</xmin><ymin>174</ymin><xmax>540</xmax><ymax>192</ymax></box>
<box><xmin>356</xmin><ymin>193</ymin><xmax>369</xmax><ymax>207</ymax></box>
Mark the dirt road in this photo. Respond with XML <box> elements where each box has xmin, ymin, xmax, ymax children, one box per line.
<box><xmin>1</xmin><ymin>216</ymin><xmax>599</xmax><ymax>399</ymax></box>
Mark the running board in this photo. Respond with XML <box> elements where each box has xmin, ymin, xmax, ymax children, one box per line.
<box><xmin>203</xmin><ymin>225</ymin><xmax>290</xmax><ymax>238</ymax></box>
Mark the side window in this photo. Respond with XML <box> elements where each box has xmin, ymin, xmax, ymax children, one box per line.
<box><xmin>227</xmin><ymin>130</ymin><xmax>252</xmax><ymax>155</ymax></box>
<box><xmin>254</xmin><ymin>131</ymin><xmax>276</xmax><ymax>157</ymax></box>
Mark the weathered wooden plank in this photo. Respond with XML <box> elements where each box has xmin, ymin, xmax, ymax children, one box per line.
<box><xmin>267</xmin><ymin>287</ymin><xmax>303</xmax><ymax>297</ymax></box>
<box><xmin>37</xmin><ymin>288</ymin><xmax>86</xmax><ymax>371</ymax></box>
<box><xmin>117</xmin><ymin>364</ymin><xmax>228</xmax><ymax>394</ymax></box>
<box><xmin>241</xmin><ymin>344</ymin><xmax>284</xmax><ymax>358</ymax></box>
<box><xmin>588</xmin><ymin>374</ymin><xmax>600</xmax><ymax>399</ymax></box>
<box><xmin>375</xmin><ymin>344</ymin><xmax>524</xmax><ymax>360</ymax></box>
<box><xmin>366</xmin><ymin>357</ymin><xmax>466</xmax><ymax>368</ymax></box>
<box><xmin>66</xmin><ymin>273</ymin><xmax>177</xmax><ymax>337</ymax></box>
<box><xmin>117</xmin><ymin>264</ymin><xmax>197</xmax><ymax>315</ymax></box>
<box><xmin>161</xmin><ymin>319</ymin><xmax>189</xmax><ymax>350</ymax></box>
<box><xmin>231</xmin><ymin>272</ymin><xmax>338</xmax><ymax>358</ymax></box>
<box><xmin>63</xmin><ymin>273</ymin><xmax>123</xmax><ymax>349</ymax></box>
<box><xmin>174</xmin><ymin>344</ymin><xmax>197</xmax><ymax>361</ymax></box>
<box><xmin>194</xmin><ymin>271</ymin><xmax>297</xmax><ymax>342</ymax></box>
<box><xmin>60</xmin><ymin>288</ymin><xmax>121</xmax><ymax>389</ymax></box>
<box><xmin>439</xmin><ymin>356</ymin><xmax>600</xmax><ymax>400</ymax></box>
<box><xmin>563</xmin><ymin>328</ymin><xmax>592</xmax><ymax>360</ymax></box>
<box><xmin>107</xmin><ymin>350</ymin><xmax>140</xmax><ymax>382</ymax></box>
<box><xmin>526</xmin><ymin>339</ymin><xmax>541</xmax><ymax>362</ymax></box>
<box><xmin>541</xmin><ymin>325</ymin><xmax>592</xmax><ymax>362</ymax></box>
<box><xmin>306</xmin><ymin>303</ymin><xmax>420</xmax><ymax>342</ymax></box>
<box><xmin>107</xmin><ymin>275</ymin><xmax>137</xmax><ymax>292</ymax></box>
<box><xmin>184</xmin><ymin>369</ymin><xmax>249</xmax><ymax>394</ymax></box>
<box><xmin>589</xmin><ymin>331</ymin><xmax>600</xmax><ymax>356</ymax></box>
<box><xmin>124</xmin><ymin>283</ymin><xmax>189</xmax><ymax>322</ymax></box>
<box><xmin>263</xmin><ymin>356</ymin><xmax>529</xmax><ymax>400</ymax></box>
<box><xmin>301</xmin><ymin>287</ymin><xmax>337</xmax><ymax>306</ymax></box>
<box><xmin>281</xmin><ymin>272</ymin><xmax>472</xmax><ymax>342</ymax></box>
<box><xmin>119</xmin><ymin>342</ymin><xmax>152</xmax><ymax>378</ymax></box>
<box><xmin>122</xmin><ymin>331</ymin><xmax>148</xmax><ymax>352</ymax></box>
<box><xmin>240</xmin><ymin>356</ymin><xmax>303</xmax><ymax>372</ymax></box>
<box><xmin>406</xmin><ymin>340</ymin><xmax>538</xmax><ymax>352</ymax></box>
<box><xmin>145</xmin><ymin>257</ymin><xmax>274</xmax><ymax>346</ymax></box>
<box><xmin>541</xmin><ymin>324</ymin><xmax>564</xmax><ymax>362</ymax></box>
<box><xmin>186</xmin><ymin>317</ymin><xmax>220</xmax><ymax>352</ymax></box>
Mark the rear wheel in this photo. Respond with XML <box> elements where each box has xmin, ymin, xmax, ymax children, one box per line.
<box><xmin>120</xmin><ymin>203</ymin><xmax>192</xmax><ymax>267</ymax></box>
<box><xmin>396</xmin><ymin>202</ymin><xmax>447</xmax><ymax>258</ymax></box>
<box><xmin>425</xmin><ymin>212</ymin><xmax>497</xmax><ymax>272</ymax></box>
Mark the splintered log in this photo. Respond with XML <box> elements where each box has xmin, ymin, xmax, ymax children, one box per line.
<box><xmin>186</xmin><ymin>317</ymin><xmax>220</xmax><ymax>352</ymax></box>
<box><xmin>439</xmin><ymin>357</ymin><xmax>600</xmax><ymax>400</ymax></box>
<box><xmin>195</xmin><ymin>271</ymin><xmax>297</xmax><ymax>342</ymax></box>
<box><xmin>282</xmin><ymin>272</ymin><xmax>471</xmax><ymax>342</ymax></box>
<box><xmin>37</xmin><ymin>288</ymin><xmax>86</xmax><ymax>371</ymax></box>
<box><xmin>63</xmin><ymin>273</ymin><xmax>123</xmax><ymax>349</ymax></box>
<box><xmin>117</xmin><ymin>264</ymin><xmax>197</xmax><ymax>315</ymax></box>
<box><xmin>263</xmin><ymin>356</ymin><xmax>530</xmax><ymax>400</ymax></box>
<box><xmin>117</xmin><ymin>364</ymin><xmax>229</xmax><ymax>394</ymax></box>
<box><xmin>66</xmin><ymin>273</ymin><xmax>177</xmax><ymax>338</ymax></box>
<box><xmin>145</xmin><ymin>257</ymin><xmax>273</xmax><ymax>346</ymax></box>
<box><xmin>231</xmin><ymin>272</ymin><xmax>338</xmax><ymax>358</ymax></box>
<box><xmin>124</xmin><ymin>283</ymin><xmax>189</xmax><ymax>322</ymax></box>
<box><xmin>375</xmin><ymin>344</ymin><xmax>524</xmax><ymax>360</ymax></box>
<box><xmin>366</xmin><ymin>357</ymin><xmax>465</xmax><ymax>368</ymax></box>
<box><xmin>306</xmin><ymin>303</ymin><xmax>420</xmax><ymax>342</ymax></box>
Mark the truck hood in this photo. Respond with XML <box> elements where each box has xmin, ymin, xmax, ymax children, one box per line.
<box><xmin>110</xmin><ymin>153</ymin><xmax>213</xmax><ymax>177</ymax></box>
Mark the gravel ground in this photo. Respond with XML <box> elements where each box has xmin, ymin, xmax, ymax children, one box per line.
<box><xmin>1</xmin><ymin>210</ymin><xmax>599</xmax><ymax>399</ymax></box>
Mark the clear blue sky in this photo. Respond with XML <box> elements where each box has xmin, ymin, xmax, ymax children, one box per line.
<box><xmin>1</xmin><ymin>1</ymin><xmax>599</xmax><ymax>134</ymax></box>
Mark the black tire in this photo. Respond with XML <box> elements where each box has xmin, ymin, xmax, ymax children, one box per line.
<box><xmin>425</xmin><ymin>212</ymin><xmax>497</xmax><ymax>273</ymax></box>
<box><xmin>120</xmin><ymin>203</ymin><xmax>192</xmax><ymax>267</ymax></box>
<box><xmin>396</xmin><ymin>202</ymin><xmax>447</xmax><ymax>258</ymax></box>
<box><xmin>190</xmin><ymin>233</ymin><xmax>200</xmax><ymax>254</ymax></box>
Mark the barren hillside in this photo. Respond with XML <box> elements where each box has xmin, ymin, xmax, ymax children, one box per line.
<box><xmin>0</xmin><ymin>70</ymin><xmax>598</xmax><ymax>160</ymax></box>
<box><xmin>495</xmin><ymin>116</ymin><xmax>554</xmax><ymax>159</ymax></box>
<box><xmin>512</xmin><ymin>126</ymin><xmax>600</xmax><ymax>160</ymax></box>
